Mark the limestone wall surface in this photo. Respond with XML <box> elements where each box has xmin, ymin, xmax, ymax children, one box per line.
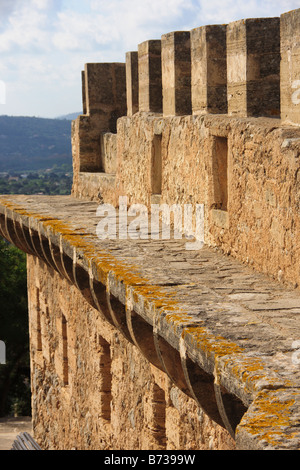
<box><xmin>73</xmin><ymin>112</ymin><xmax>300</xmax><ymax>289</ymax></box>
<box><xmin>27</xmin><ymin>256</ymin><xmax>234</xmax><ymax>450</ymax></box>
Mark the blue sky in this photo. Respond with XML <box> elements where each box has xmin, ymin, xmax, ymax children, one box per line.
<box><xmin>0</xmin><ymin>0</ymin><xmax>299</xmax><ymax>118</ymax></box>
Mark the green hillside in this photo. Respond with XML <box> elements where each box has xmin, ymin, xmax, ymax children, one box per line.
<box><xmin>0</xmin><ymin>115</ymin><xmax>72</xmax><ymax>172</ymax></box>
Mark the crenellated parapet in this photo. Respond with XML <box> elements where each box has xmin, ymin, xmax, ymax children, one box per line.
<box><xmin>72</xmin><ymin>8</ymin><xmax>300</xmax><ymax>188</ymax></box>
<box><xmin>70</xmin><ymin>8</ymin><xmax>300</xmax><ymax>289</ymax></box>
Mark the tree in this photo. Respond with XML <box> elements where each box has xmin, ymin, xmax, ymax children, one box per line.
<box><xmin>0</xmin><ymin>237</ymin><xmax>30</xmax><ymax>417</ymax></box>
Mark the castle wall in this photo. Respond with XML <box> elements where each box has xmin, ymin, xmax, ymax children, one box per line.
<box><xmin>73</xmin><ymin>113</ymin><xmax>300</xmax><ymax>289</ymax></box>
<box><xmin>281</xmin><ymin>9</ymin><xmax>300</xmax><ymax>125</ymax></box>
<box><xmin>71</xmin><ymin>8</ymin><xmax>300</xmax><ymax>290</ymax></box>
<box><xmin>0</xmin><ymin>6</ymin><xmax>299</xmax><ymax>453</ymax></box>
<box><xmin>27</xmin><ymin>255</ymin><xmax>235</xmax><ymax>450</ymax></box>
<box><xmin>42</xmin><ymin>7</ymin><xmax>300</xmax><ymax>449</ymax></box>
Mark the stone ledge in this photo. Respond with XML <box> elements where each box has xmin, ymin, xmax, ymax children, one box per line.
<box><xmin>0</xmin><ymin>194</ymin><xmax>300</xmax><ymax>449</ymax></box>
<box><xmin>72</xmin><ymin>172</ymin><xmax>116</xmax><ymax>203</ymax></box>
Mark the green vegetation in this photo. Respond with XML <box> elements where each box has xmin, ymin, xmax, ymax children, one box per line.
<box><xmin>0</xmin><ymin>238</ymin><xmax>30</xmax><ymax>417</ymax></box>
<box><xmin>0</xmin><ymin>115</ymin><xmax>72</xmax><ymax>172</ymax></box>
<box><xmin>0</xmin><ymin>166</ymin><xmax>73</xmax><ymax>196</ymax></box>
<box><xmin>0</xmin><ymin>115</ymin><xmax>74</xmax><ymax>417</ymax></box>
<box><xmin>0</xmin><ymin>169</ymin><xmax>73</xmax><ymax>416</ymax></box>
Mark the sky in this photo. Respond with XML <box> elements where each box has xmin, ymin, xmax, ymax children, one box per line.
<box><xmin>0</xmin><ymin>0</ymin><xmax>299</xmax><ymax>119</ymax></box>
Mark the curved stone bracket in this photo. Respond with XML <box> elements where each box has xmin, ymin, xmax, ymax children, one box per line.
<box><xmin>73</xmin><ymin>248</ymin><xmax>97</xmax><ymax>309</ymax></box>
<box><xmin>15</xmin><ymin>217</ymin><xmax>36</xmax><ymax>255</ymax></box>
<box><xmin>5</xmin><ymin>212</ymin><xmax>33</xmax><ymax>255</ymax></box>
<box><xmin>48</xmin><ymin>236</ymin><xmax>72</xmax><ymax>282</ymax></box>
<box><xmin>60</xmin><ymin>247</ymin><xmax>75</xmax><ymax>285</ymax></box>
<box><xmin>38</xmin><ymin>227</ymin><xmax>59</xmax><ymax>272</ymax></box>
<box><xmin>213</xmin><ymin>382</ymin><xmax>247</xmax><ymax>439</ymax></box>
<box><xmin>106</xmin><ymin>289</ymin><xmax>134</xmax><ymax>344</ymax></box>
<box><xmin>20</xmin><ymin>219</ymin><xmax>39</xmax><ymax>257</ymax></box>
<box><xmin>89</xmin><ymin>271</ymin><xmax>116</xmax><ymax>327</ymax></box>
<box><xmin>29</xmin><ymin>223</ymin><xmax>47</xmax><ymax>261</ymax></box>
<box><xmin>179</xmin><ymin>338</ymin><xmax>225</xmax><ymax>428</ymax></box>
<box><xmin>153</xmin><ymin>331</ymin><xmax>192</xmax><ymax>398</ymax></box>
<box><xmin>126</xmin><ymin>307</ymin><xmax>165</xmax><ymax>371</ymax></box>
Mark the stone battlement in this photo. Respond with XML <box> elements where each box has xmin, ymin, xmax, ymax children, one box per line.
<box><xmin>75</xmin><ymin>9</ymin><xmax>300</xmax><ymax>130</ymax></box>
<box><xmin>0</xmin><ymin>7</ymin><xmax>300</xmax><ymax>451</ymax></box>
<box><xmin>72</xmin><ymin>9</ymin><xmax>300</xmax><ymax>292</ymax></box>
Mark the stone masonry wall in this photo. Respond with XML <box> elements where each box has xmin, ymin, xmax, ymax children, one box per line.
<box><xmin>73</xmin><ymin>111</ymin><xmax>300</xmax><ymax>289</ymax></box>
<box><xmin>113</xmin><ymin>113</ymin><xmax>300</xmax><ymax>289</ymax></box>
<box><xmin>27</xmin><ymin>255</ymin><xmax>235</xmax><ymax>450</ymax></box>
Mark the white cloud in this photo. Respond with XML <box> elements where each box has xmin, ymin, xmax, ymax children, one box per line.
<box><xmin>0</xmin><ymin>2</ymin><xmax>54</xmax><ymax>53</ymax></box>
<box><xmin>0</xmin><ymin>0</ymin><xmax>299</xmax><ymax>117</ymax></box>
<box><xmin>188</xmin><ymin>0</ymin><xmax>300</xmax><ymax>26</ymax></box>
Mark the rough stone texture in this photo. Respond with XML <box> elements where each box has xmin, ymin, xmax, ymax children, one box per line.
<box><xmin>161</xmin><ymin>31</ymin><xmax>191</xmax><ymax>116</ymax></box>
<box><xmin>227</xmin><ymin>18</ymin><xmax>280</xmax><ymax>117</ymax></box>
<box><xmin>115</xmin><ymin>113</ymin><xmax>300</xmax><ymax>288</ymax></box>
<box><xmin>100</xmin><ymin>132</ymin><xmax>117</xmax><ymax>174</ymax></box>
<box><xmin>138</xmin><ymin>40</ymin><xmax>162</xmax><ymax>113</ymax></box>
<box><xmin>83</xmin><ymin>63</ymin><xmax>126</xmax><ymax>120</ymax></box>
<box><xmin>72</xmin><ymin>63</ymin><xmax>126</xmax><ymax>174</ymax></box>
<box><xmin>281</xmin><ymin>9</ymin><xmax>300</xmax><ymax>125</ymax></box>
<box><xmin>236</xmin><ymin>389</ymin><xmax>300</xmax><ymax>450</ymax></box>
<box><xmin>72</xmin><ymin>173</ymin><xmax>117</xmax><ymax>205</ymax></box>
<box><xmin>27</xmin><ymin>256</ymin><xmax>234</xmax><ymax>451</ymax></box>
<box><xmin>2</xmin><ymin>8</ymin><xmax>300</xmax><ymax>452</ymax></box>
<box><xmin>191</xmin><ymin>25</ymin><xmax>227</xmax><ymax>115</ymax></box>
<box><xmin>0</xmin><ymin>195</ymin><xmax>300</xmax><ymax>449</ymax></box>
<box><xmin>126</xmin><ymin>51</ymin><xmax>139</xmax><ymax>117</ymax></box>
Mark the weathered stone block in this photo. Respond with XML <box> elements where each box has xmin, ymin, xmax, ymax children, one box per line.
<box><xmin>138</xmin><ymin>40</ymin><xmax>162</xmax><ymax>113</ymax></box>
<box><xmin>161</xmin><ymin>31</ymin><xmax>191</xmax><ymax>116</ymax></box>
<box><xmin>72</xmin><ymin>63</ymin><xmax>126</xmax><ymax>173</ymax></box>
<box><xmin>281</xmin><ymin>8</ymin><xmax>300</xmax><ymax>125</ymax></box>
<box><xmin>100</xmin><ymin>132</ymin><xmax>117</xmax><ymax>173</ymax></box>
<box><xmin>227</xmin><ymin>18</ymin><xmax>280</xmax><ymax>117</ymax></box>
<box><xmin>191</xmin><ymin>25</ymin><xmax>227</xmax><ymax>114</ymax></box>
<box><xmin>126</xmin><ymin>51</ymin><xmax>139</xmax><ymax>116</ymax></box>
<box><xmin>81</xmin><ymin>70</ymin><xmax>87</xmax><ymax>115</ymax></box>
<box><xmin>84</xmin><ymin>63</ymin><xmax>126</xmax><ymax>125</ymax></box>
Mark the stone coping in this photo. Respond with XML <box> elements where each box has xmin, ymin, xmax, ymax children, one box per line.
<box><xmin>0</xmin><ymin>195</ymin><xmax>300</xmax><ymax>449</ymax></box>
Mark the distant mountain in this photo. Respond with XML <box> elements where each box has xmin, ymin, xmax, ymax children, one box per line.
<box><xmin>0</xmin><ymin>115</ymin><xmax>72</xmax><ymax>172</ymax></box>
<box><xmin>57</xmin><ymin>112</ymin><xmax>81</xmax><ymax>120</ymax></box>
